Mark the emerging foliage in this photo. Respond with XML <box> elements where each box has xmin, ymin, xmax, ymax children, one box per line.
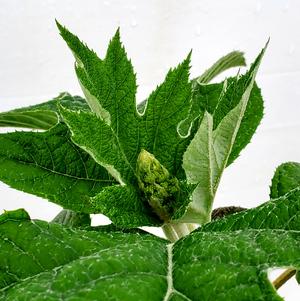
<box><xmin>0</xmin><ymin>22</ymin><xmax>298</xmax><ymax>300</ymax></box>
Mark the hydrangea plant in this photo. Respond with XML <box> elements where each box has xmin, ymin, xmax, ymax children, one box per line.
<box><xmin>0</xmin><ymin>21</ymin><xmax>299</xmax><ymax>300</ymax></box>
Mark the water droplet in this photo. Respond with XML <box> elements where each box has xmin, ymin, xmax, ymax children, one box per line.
<box><xmin>130</xmin><ymin>19</ymin><xmax>138</xmax><ymax>28</ymax></box>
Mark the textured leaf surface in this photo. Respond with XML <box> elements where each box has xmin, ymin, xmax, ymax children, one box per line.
<box><xmin>182</xmin><ymin>46</ymin><xmax>266</xmax><ymax>223</ymax></box>
<box><xmin>200</xmin><ymin>187</ymin><xmax>300</xmax><ymax>232</ymax></box>
<box><xmin>270</xmin><ymin>162</ymin><xmax>300</xmax><ymax>199</ymax></box>
<box><xmin>91</xmin><ymin>185</ymin><xmax>161</xmax><ymax>227</ymax></box>
<box><xmin>59</xmin><ymin>107</ymin><xmax>136</xmax><ymax>184</ymax></box>
<box><xmin>190</xmin><ymin>76</ymin><xmax>264</xmax><ymax>167</ymax></box>
<box><xmin>1</xmin><ymin>209</ymin><xmax>300</xmax><ymax>300</ymax></box>
<box><xmin>0</xmin><ymin>93</ymin><xmax>88</xmax><ymax>130</ymax></box>
<box><xmin>0</xmin><ymin>123</ymin><xmax>115</xmax><ymax>212</ymax></box>
<box><xmin>57</xmin><ymin>23</ymin><xmax>195</xmax><ymax>226</ymax></box>
<box><xmin>58</xmin><ymin>22</ymin><xmax>192</xmax><ymax>178</ymax></box>
<box><xmin>140</xmin><ymin>55</ymin><xmax>192</xmax><ymax>177</ymax></box>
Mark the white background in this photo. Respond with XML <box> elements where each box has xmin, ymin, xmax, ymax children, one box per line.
<box><xmin>0</xmin><ymin>0</ymin><xmax>299</xmax><ymax>299</ymax></box>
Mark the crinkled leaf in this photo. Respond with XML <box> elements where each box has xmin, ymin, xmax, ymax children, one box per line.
<box><xmin>270</xmin><ymin>162</ymin><xmax>300</xmax><ymax>199</ymax></box>
<box><xmin>182</xmin><ymin>46</ymin><xmax>266</xmax><ymax>224</ymax></box>
<box><xmin>91</xmin><ymin>185</ymin><xmax>161</xmax><ymax>227</ymax></box>
<box><xmin>200</xmin><ymin>187</ymin><xmax>300</xmax><ymax>232</ymax></box>
<box><xmin>59</xmin><ymin>107</ymin><xmax>137</xmax><ymax>184</ymax></box>
<box><xmin>57</xmin><ymin>24</ymin><xmax>194</xmax><ymax>226</ymax></box>
<box><xmin>1</xmin><ymin>209</ymin><xmax>300</xmax><ymax>300</ymax></box>
<box><xmin>140</xmin><ymin>54</ymin><xmax>192</xmax><ymax>177</ymax></box>
<box><xmin>186</xmin><ymin>77</ymin><xmax>264</xmax><ymax>167</ymax></box>
<box><xmin>0</xmin><ymin>93</ymin><xmax>88</xmax><ymax>130</ymax></box>
<box><xmin>57</xmin><ymin>23</ymin><xmax>141</xmax><ymax>171</ymax></box>
<box><xmin>0</xmin><ymin>123</ymin><xmax>115</xmax><ymax>212</ymax></box>
<box><xmin>57</xmin><ymin>22</ymin><xmax>192</xmax><ymax>180</ymax></box>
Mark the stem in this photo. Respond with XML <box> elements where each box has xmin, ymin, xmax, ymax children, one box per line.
<box><xmin>273</xmin><ymin>269</ymin><xmax>296</xmax><ymax>290</ymax></box>
<box><xmin>162</xmin><ymin>223</ymin><xmax>194</xmax><ymax>242</ymax></box>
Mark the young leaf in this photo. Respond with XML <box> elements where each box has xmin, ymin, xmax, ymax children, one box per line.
<box><xmin>187</xmin><ymin>76</ymin><xmax>264</xmax><ymax>167</ymax></box>
<box><xmin>91</xmin><ymin>185</ymin><xmax>161</xmax><ymax>227</ymax></box>
<box><xmin>270</xmin><ymin>162</ymin><xmax>300</xmax><ymax>198</ymax></box>
<box><xmin>0</xmin><ymin>93</ymin><xmax>88</xmax><ymax>130</ymax></box>
<box><xmin>193</xmin><ymin>50</ymin><xmax>246</xmax><ymax>84</ymax></box>
<box><xmin>57</xmin><ymin>24</ymin><xmax>195</xmax><ymax>226</ymax></box>
<box><xmin>140</xmin><ymin>54</ymin><xmax>192</xmax><ymax>177</ymax></box>
<box><xmin>182</xmin><ymin>45</ymin><xmax>266</xmax><ymax>224</ymax></box>
<box><xmin>0</xmin><ymin>123</ymin><xmax>115</xmax><ymax>212</ymax></box>
<box><xmin>57</xmin><ymin>22</ymin><xmax>192</xmax><ymax>179</ymax></box>
<box><xmin>59</xmin><ymin>107</ymin><xmax>137</xmax><ymax>184</ymax></box>
<box><xmin>57</xmin><ymin>22</ymin><xmax>141</xmax><ymax>166</ymax></box>
<box><xmin>1</xmin><ymin>209</ymin><xmax>300</xmax><ymax>300</ymax></box>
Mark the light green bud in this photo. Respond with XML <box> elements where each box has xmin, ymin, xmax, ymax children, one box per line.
<box><xmin>136</xmin><ymin>149</ymin><xmax>180</xmax><ymax>222</ymax></box>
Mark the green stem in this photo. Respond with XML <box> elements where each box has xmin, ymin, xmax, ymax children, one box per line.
<box><xmin>162</xmin><ymin>222</ymin><xmax>196</xmax><ymax>242</ymax></box>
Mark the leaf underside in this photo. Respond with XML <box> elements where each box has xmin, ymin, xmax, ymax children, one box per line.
<box><xmin>182</xmin><ymin>45</ymin><xmax>266</xmax><ymax>223</ymax></box>
<box><xmin>0</xmin><ymin>93</ymin><xmax>89</xmax><ymax>130</ymax></box>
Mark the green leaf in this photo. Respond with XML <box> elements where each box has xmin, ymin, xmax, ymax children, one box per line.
<box><xmin>57</xmin><ymin>24</ymin><xmax>194</xmax><ymax>226</ymax></box>
<box><xmin>140</xmin><ymin>54</ymin><xmax>192</xmax><ymax>177</ymax></box>
<box><xmin>59</xmin><ymin>107</ymin><xmax>137</xmax><ymax>184</ymax></box>
<box><xmin>57</xmin><ymin>22</ymin><xmax>192</xmax><ymax>178</ymax></box>
<box><xmin>0</xmin><ymin>92</ymin><xmax>88</xmax><ymax>130</ymax></box>
<box><xmin>0</xmin><ymin>123</ymin><xmax>115</xmax><ymax>212</ymax></box>
<box><xmin>182</xmin><ymin>46</ymin><xmax>266</xmax><ymax>224</ymax></box>
<box><xmin>194</xmin><ymin>50</ymin><xmax>246</xmax><ymax>84</ymax></box>
<box><xmin>188</xmin><ymin>75</ymin><xmax>264</xmax><ymax>167</ymax></box>
<box><xmin>1</xmin><ymin>209</ymin><xmax>300</xmax><ymax>300</ymax></box>
<box><xmin>213</xmin><ymin>79</ymin><xmax>264</xmax><ymax>165</ymax></box>
<box><xmin>200</xmin><ymin>187</ymin><xmax>300</xmax><ymax>232</ymax></box>
<box><xmin>52</xmin><ymin>209</ymin><xmax>91</xmax><ymax>227</ymax></box>
<box><xmin>91</xmin><ymin>185</ymin><xmax>161</xmax><ymax>227</ymax></box>
<box><xmin>270</xmin><ymin>162</ymin><xmax>300</xmax><ymax>199</ymax></box>
<box><xmin>57</xmin><ymin>22</ymin><xmax>140</xmax><ymax>165</ymax></box>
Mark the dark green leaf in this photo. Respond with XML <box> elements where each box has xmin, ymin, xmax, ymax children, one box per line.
<box><xmin>270</xmin><ymin>162</ymin><xmax>300</xmax><ymax>199</ymax></box>
<box><xmin>1</xmin><ymin>209</ymin><xmax>300</xmax><ymax>300</ymax></box>
<box><xmin>200</xmin><ymin>187</ymin><xmax>300</xmax><ymax>232</ymax></box>
<box><xmin>0</xmin><ymin>123</ymin><xmax>115</xmax><ymax>213</ymax></box>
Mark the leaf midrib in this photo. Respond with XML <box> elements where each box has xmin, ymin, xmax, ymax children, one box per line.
<box><xmin>1</xmin><ymin>157</ymin><xmax>113</xmax><ymax>183</ymax></box>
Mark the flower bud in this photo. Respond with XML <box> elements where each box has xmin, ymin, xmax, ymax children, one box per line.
<box><xmin>136</xmin><ymin>149</ymin><xmax>180</xmax><ymax>222</ymax></box>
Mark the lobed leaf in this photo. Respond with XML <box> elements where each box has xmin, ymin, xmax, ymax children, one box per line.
<box><xmin>200</xmin><ymin>187</ymin><xmax>300</xmax><ymax>233</ymax></box>
<box><xmin>1</xmin><ymin>209</ymin><xmax>300</xmax><ymax>300</ymax></box>
<box><xmin>0</xmin><ymin>123</ymin><xmax>115</xmax><ymax>212</ymax></box>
